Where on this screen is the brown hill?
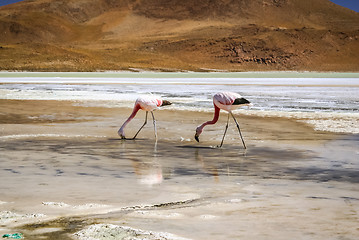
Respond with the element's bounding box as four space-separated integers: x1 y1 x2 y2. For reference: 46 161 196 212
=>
0 0 358 71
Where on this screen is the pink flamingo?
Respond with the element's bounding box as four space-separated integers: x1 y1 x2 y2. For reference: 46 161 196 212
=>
118 96 171 140
195 92 250 148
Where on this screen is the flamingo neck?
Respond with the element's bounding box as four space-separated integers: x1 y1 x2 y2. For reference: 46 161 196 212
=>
119 104 141 131
198 105 220 131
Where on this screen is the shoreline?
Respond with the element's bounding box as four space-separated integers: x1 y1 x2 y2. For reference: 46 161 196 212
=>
1 71 359 79
1 99 358 135
0 99 345 139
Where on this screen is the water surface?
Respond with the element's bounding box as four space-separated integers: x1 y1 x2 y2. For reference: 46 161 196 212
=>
1 72 359 134
0 72 358 240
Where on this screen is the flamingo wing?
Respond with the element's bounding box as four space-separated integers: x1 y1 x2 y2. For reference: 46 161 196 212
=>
213 92 243 111
214 92 241 105
137 96 163 111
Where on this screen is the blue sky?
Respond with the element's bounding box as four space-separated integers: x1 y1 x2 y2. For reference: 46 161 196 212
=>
0 0 22 7
0 0 358 12
330 0 359 12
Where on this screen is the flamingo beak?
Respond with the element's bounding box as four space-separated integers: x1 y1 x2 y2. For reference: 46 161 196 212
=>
195 134 200 142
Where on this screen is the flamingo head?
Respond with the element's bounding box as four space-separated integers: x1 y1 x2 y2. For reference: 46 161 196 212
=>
194 126 203 142
118 128 126 139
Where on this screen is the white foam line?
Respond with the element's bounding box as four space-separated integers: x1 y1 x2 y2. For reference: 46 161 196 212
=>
241 110 359 134
42 202 111 210
0 134 107 140
1 77 359 86
73 224 191 240
0 211 46 224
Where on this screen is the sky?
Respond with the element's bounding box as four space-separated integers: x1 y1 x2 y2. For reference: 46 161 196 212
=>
0 0 358 12
0 0 22 7
330 0 359 12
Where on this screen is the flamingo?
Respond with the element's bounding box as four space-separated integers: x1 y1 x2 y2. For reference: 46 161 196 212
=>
118 96 171 140
195 92 250 148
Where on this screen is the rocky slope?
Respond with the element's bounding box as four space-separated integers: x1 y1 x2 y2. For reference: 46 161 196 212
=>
0 0 358 71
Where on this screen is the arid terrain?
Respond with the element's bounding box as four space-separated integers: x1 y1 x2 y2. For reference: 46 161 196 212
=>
0 0 358 72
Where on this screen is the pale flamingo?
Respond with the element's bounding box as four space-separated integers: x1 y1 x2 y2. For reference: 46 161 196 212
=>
195 92 250 148
118 96 171 140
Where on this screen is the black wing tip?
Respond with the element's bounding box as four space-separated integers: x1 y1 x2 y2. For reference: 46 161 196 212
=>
233 98 250 105
161 100 172 106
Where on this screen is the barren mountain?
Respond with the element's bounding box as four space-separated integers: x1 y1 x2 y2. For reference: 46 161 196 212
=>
0 0 358 71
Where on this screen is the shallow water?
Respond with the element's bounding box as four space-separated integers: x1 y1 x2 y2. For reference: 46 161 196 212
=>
1 135 359 239
1 72 359 133
0 72 359 239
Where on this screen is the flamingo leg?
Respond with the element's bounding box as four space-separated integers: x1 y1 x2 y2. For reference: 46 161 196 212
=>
131 111 148 139
230 112 247 149
218 113 230 148
151 111 157 141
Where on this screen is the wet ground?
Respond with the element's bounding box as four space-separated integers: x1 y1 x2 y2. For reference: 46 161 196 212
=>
1 99 359 239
